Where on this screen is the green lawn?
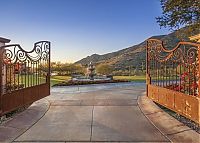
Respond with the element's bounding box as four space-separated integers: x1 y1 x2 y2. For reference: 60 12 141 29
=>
17 75 46 87
16 75 146 87
50 75 71 86
17 74 181 87
113 75 179 82
51 75 147 86
113 75 146 82
16 75 71 87
51 75 71 81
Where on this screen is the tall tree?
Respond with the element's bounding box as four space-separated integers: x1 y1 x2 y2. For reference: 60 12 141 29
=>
156 0 200 36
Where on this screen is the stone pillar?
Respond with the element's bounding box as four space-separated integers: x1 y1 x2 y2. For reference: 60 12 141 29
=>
0 37 11 95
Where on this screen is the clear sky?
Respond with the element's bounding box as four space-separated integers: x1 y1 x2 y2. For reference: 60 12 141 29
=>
0 0 169 63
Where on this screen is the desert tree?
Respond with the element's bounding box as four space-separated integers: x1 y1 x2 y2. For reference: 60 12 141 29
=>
96 64 113 75
156 0 200 37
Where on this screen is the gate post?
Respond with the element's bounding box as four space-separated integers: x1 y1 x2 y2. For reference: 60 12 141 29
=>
198 44 200 98
198 44 200 124
146 40 149 97
0 37 10 116
48 42 51 94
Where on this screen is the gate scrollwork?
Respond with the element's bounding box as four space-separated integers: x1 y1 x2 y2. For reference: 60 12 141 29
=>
1 41 50 93
147 39 199 96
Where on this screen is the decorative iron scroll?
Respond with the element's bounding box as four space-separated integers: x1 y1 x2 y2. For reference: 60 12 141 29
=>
1 41 50 94
147 39 199 96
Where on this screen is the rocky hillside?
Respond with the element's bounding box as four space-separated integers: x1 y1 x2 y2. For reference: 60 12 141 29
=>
75 30 190 70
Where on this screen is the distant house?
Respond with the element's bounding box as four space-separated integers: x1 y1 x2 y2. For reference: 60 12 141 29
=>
51 72 58 76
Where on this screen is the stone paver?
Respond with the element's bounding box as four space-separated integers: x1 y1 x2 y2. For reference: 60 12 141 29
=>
0 126 22 142
13 142 166 143
0 99 49 142
92 106 168 142
15 106 93 142
14 86 171 142
5 85 198 142
138 95 200 143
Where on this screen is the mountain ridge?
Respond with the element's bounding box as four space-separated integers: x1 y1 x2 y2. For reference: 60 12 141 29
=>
75 30 190 70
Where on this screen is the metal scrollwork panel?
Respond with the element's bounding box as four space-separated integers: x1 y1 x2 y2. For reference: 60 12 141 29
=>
147 39 199 96
1 41 50 94
3 42 50 63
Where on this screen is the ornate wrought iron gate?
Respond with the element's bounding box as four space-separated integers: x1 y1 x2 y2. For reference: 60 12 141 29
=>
0 41 50 116
146 39 200 124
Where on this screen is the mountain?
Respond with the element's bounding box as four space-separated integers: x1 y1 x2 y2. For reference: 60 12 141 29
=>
75 30 190 70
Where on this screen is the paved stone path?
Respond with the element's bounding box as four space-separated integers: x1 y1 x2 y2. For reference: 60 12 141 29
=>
14 86 170 142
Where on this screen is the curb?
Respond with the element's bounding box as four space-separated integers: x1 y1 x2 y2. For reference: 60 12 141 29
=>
138 94 200 143
0 98 50 142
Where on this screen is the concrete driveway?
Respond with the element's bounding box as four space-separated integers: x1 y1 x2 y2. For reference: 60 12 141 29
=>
13 85 170 142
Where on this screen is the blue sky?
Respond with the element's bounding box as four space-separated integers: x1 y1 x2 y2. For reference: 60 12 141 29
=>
0 0 169 62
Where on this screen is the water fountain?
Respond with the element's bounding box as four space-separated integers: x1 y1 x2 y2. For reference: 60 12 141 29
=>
87 61 95 80
71 61 111 81
53 61 128 86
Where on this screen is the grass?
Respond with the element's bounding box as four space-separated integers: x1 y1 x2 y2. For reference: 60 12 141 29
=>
15 75 146 87
14 75 46 87
50 75 146 86
15 75 71 87
51 75 71 81
50 75 71 86
113 75 146 82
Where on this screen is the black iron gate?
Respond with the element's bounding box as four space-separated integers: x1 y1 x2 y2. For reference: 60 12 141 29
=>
0 41 50 116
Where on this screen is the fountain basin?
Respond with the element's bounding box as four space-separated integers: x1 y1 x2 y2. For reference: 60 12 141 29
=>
52 79 129 86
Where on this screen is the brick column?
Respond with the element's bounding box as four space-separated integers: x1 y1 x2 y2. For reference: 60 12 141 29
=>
0 37 10 115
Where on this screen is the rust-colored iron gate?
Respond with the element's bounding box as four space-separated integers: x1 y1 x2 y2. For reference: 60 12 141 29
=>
0 41 50 116
146 39 200 124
